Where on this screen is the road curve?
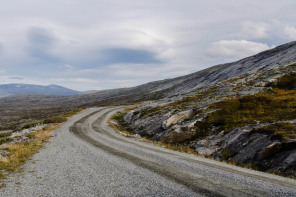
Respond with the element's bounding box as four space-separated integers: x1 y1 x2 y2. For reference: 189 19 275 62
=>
1 107 296 196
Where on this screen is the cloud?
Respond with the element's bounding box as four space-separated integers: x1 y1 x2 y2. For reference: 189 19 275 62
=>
27 27 57 48
26 27 63 64
0 43 3 56
8 76 23 80
239 21 269 39
284 26 296 40
207 40 273 60
65 64 74 70
100 48 163 65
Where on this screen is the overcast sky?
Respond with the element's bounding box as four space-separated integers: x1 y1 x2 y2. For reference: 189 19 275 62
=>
0 0 296 91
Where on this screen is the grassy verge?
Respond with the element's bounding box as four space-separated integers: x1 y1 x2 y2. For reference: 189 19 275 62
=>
0 124 58 183
0 109 84 185
108 110 135 137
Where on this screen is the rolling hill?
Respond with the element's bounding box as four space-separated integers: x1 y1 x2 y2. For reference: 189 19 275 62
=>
0 84 80 97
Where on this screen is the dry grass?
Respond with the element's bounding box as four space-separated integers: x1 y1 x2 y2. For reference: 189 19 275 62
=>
151 141 198 155
0 109 84 183
0 124 60 180
194 88 296 137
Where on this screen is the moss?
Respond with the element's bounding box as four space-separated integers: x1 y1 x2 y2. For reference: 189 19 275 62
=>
200 88 296 133
221 149 238 160
0 137 11 145
194 121 213 138
251 122 296 140
272 73 296 90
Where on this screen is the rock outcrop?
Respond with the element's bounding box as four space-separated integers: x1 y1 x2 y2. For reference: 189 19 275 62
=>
121 47 296 177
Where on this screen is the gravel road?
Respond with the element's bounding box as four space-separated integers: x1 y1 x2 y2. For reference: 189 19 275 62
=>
1 107 296 196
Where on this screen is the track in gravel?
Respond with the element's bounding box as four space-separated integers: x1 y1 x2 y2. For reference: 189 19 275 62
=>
70 107 296 196
1 107 296 196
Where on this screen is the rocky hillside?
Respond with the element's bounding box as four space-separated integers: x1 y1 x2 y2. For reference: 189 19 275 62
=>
120 60 296 177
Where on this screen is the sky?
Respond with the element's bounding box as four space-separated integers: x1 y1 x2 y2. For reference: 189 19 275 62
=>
0 0 296 91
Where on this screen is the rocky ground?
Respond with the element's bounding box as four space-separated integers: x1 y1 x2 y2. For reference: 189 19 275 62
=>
0 124 46 160
121 62 296 177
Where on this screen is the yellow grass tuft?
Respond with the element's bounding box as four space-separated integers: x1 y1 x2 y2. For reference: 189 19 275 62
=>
0 123 60 181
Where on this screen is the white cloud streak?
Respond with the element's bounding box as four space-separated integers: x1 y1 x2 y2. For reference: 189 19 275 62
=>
207 40 273 59
284 26 296 40
239 21 269 39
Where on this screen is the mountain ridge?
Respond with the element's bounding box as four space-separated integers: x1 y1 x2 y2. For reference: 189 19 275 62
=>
0 83 80 97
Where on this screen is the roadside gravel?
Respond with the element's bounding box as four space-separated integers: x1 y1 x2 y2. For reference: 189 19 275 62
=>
1 107 296 196
0 108 198 197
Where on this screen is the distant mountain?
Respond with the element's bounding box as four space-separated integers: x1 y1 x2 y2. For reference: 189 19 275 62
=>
0 91 11 98
0 84 80 97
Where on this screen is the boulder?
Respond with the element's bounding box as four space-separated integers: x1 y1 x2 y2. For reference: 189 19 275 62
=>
162 110 193 129
258 142 282 161
197 147 220 156
283 151 296 168
130 134 141 139
124 110 135 124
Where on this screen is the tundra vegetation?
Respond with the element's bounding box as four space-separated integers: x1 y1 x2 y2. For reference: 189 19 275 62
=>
111 65 296 178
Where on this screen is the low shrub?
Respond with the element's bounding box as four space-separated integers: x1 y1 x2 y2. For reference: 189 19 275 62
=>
43 117 67 124
0 137 11 145
272 73 296 90
251 122 296 140
202 88 296 133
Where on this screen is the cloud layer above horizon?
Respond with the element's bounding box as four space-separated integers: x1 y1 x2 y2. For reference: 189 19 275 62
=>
0 0 296 91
